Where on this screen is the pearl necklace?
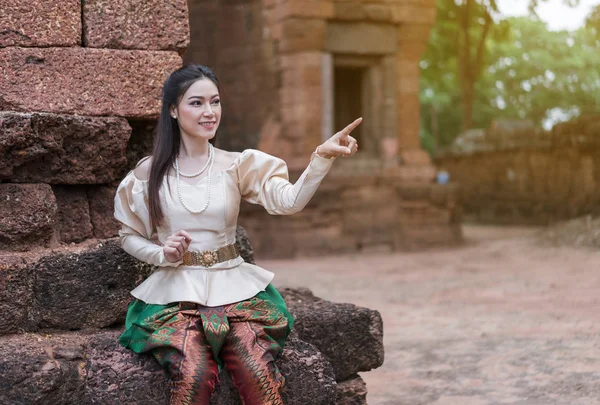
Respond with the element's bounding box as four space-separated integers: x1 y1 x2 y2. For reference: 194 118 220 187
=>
173 150 211 178
174 144 214 214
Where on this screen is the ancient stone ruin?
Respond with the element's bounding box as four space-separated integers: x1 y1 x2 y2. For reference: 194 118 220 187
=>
436 115 600 224
1 1 384 403
1 0 461 260
0 228 383 404
185 0 463 258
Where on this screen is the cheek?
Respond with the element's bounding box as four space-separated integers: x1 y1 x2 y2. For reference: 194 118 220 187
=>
180 106 199 118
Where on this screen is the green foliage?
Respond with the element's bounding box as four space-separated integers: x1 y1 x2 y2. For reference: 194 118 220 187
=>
420 0 599 153
586 3 600 35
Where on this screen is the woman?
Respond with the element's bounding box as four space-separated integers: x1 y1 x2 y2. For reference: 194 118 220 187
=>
114 64 360 404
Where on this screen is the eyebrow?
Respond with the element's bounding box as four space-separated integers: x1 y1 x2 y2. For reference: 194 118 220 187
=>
187 94 220 100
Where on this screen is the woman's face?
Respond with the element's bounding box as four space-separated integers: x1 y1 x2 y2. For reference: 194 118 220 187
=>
171 78 221 141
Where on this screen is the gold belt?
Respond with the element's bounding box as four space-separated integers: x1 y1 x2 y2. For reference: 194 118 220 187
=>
182 243 240 267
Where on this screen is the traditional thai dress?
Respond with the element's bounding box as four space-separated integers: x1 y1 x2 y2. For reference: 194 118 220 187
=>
113 149 335 404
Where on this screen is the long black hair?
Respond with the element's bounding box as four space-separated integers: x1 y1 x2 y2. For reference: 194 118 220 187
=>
148 64 220 229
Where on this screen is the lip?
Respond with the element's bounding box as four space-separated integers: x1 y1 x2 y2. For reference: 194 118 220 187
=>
199 121 216 129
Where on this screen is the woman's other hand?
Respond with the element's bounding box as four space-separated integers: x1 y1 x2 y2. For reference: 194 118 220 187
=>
163 230 192 263
316 117 362 159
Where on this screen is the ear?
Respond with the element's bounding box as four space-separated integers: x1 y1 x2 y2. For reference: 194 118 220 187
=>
169 105 177 117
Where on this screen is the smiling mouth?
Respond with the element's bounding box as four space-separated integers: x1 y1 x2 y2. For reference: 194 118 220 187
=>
199 122 216 127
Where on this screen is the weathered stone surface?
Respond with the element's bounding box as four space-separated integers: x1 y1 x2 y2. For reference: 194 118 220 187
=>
84 332 337 405
0 183 57 251
83 0 190 51
125 119 156 173
30 239 153 330
87 186 120 239
84 331 168 404
0 0 81 47
436 118 600 224
280 288 384 381
0 253 31 334
0 48 182 118
336 375 368 405
325 22 397 55
235 225 256 265
0 332 87 405
0 112 131 184
0 331 340 405
52 186 94 243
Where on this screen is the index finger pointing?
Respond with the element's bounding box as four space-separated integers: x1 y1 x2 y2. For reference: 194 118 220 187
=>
341 117 363 136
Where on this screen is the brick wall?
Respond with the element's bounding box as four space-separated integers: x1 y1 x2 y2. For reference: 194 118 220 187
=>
1 0 187 250
239 173 462 259
435 116 600 224
184 0 278 152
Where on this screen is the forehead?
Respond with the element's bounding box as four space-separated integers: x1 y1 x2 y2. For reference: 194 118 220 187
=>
183 78 219 98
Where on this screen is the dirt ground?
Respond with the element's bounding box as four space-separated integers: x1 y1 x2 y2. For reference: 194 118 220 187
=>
260 224 600 405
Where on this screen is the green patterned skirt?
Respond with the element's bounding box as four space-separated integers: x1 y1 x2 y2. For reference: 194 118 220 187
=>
117 284 294 371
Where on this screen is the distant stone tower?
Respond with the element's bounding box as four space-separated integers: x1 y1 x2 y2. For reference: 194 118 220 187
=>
185 0 462 258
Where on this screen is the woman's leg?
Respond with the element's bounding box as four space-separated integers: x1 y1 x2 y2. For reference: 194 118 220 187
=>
150 307 220 405
221 298 290 405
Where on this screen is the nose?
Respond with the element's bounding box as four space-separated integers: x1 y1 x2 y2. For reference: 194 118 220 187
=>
203 104 215 117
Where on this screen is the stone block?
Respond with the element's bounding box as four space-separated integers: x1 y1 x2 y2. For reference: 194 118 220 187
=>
391 5 436 24
398 201 452 225
0 332 87 405
83 0 189 51
87 186 120 239
273 1 334 20
281 104 322 139
0 330 342 404
280 51 323 69
279 19 326 52
29 239 154 330
0 47 182 118
333 2 367 20
281 65 322 88
340 185 397 209
400 149 432 166
364 4 393 22
325 22 397 55
398 23 434 43
280 288 384 381
126 119 156 172
0 112 131 184
52 186 94 243
235 226 256 265
84 332 169 404
0 253 32 334
336 375 368 405
395 183 433 201
0 0 81 47
0 183 57 251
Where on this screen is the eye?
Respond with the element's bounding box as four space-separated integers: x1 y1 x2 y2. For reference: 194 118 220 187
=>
191 100 201 106
212 99 220 105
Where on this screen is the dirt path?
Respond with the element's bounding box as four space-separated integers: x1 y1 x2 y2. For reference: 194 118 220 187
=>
259 225 600 405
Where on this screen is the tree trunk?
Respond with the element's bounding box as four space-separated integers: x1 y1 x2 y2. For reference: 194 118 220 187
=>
461 84 474 132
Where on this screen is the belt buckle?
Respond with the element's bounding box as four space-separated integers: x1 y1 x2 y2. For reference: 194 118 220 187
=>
198 249 218 267
179 301 197 310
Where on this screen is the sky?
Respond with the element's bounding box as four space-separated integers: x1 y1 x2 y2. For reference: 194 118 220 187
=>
496 0 599 31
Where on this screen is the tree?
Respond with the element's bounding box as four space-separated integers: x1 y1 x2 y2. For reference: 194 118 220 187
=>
586 3 600 35
487 17 600 125
421 3 599 154
451 0 580 131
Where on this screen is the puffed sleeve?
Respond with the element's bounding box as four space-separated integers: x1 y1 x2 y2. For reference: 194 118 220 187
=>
114 171 182 267
235 149 335 215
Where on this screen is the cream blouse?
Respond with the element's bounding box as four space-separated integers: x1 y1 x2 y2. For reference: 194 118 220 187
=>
114 148 335 307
